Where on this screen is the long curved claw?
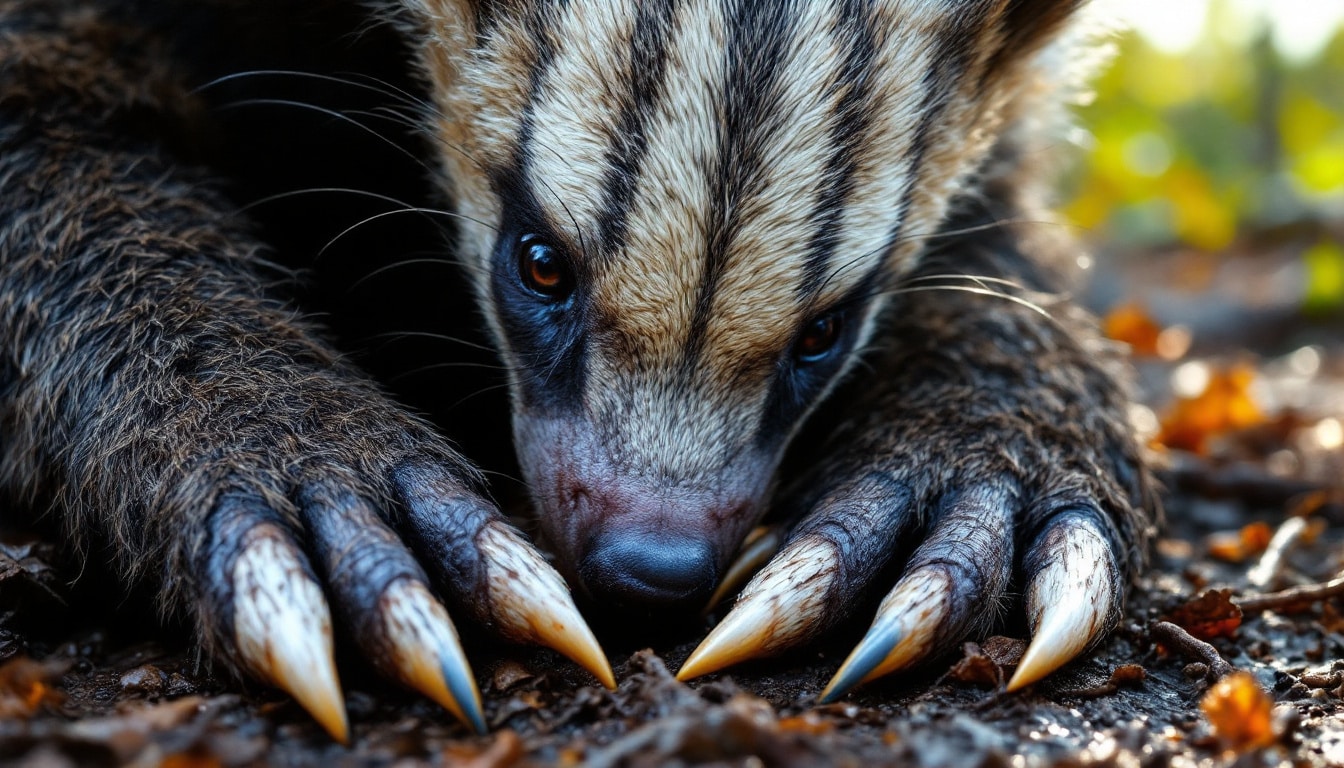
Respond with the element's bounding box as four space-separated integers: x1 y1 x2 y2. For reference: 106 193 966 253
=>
818 570 952 702
380 579 486 734
678 473 917 681
231 526 349 744
704 526 784 612
299 484 485 731
1007 509 1120 692
393 465 614 689
677 535 839 681
477 521 616 689
819 484 1015 701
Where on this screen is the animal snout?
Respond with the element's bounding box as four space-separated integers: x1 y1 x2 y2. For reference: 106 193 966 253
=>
578 530 718 608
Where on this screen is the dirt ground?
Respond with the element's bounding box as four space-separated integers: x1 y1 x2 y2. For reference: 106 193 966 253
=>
1 244 1342 767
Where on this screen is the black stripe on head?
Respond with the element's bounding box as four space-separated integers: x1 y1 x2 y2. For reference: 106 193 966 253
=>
506 0 560 200
682 0 799 368
798 0 879 299
877 5 991 284
594 0 679 258
487 0 591 413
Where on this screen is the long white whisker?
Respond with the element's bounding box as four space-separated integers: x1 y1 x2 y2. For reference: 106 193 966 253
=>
348 257 464 293
387 361 509 384
318 208 498 261
238 187 427 215
362 331 497 355
213 98 434 175
880 285 1052 318
192 69 428 112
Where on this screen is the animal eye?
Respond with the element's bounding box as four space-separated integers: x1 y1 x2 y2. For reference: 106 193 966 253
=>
517 236 573 299
794 313 843 364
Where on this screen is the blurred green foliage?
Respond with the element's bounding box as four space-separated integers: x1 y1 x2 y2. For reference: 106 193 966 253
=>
1065 1 1344 256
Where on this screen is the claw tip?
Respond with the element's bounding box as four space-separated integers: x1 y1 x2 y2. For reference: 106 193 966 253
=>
230 530 350 743
380 579 488 733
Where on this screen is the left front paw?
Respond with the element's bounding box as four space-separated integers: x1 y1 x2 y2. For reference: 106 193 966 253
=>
677 338 1153 697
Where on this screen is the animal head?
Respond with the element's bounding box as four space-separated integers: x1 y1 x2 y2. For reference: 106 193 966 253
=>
402 0 1087 608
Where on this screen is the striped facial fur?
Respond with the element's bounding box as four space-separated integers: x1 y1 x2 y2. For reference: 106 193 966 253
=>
407 0 1087 607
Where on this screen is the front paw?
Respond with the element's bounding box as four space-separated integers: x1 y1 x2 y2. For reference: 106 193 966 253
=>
137 385 613 740
677 383 1152 698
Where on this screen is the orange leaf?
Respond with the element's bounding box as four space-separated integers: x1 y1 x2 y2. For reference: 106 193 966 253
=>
779 712 835 735
160 753 223 768
1206 521 1272 563
1201 672 1276 752
0 657 64 718
1103 302 1163 357
1156 364 1264 454
1164 589 1243 640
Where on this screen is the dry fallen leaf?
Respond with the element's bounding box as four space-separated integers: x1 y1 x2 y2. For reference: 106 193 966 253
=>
946 641 1017 687
778 712 834 735
1156 364 1264 454
1107 664 1147 688
1200 672 1276 752
0 655 65 717
1103 302 1163 357
1164 589 1243 640
1206 521 1272 563
444 730 524 768
160 751 224 768
1320 602 1344 634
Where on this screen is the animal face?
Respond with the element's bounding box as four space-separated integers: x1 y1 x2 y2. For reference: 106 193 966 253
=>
408 0 1085 607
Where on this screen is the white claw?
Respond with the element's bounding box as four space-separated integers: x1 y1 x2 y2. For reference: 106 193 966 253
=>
677 534 838 681
477 521 615 689
820 569 953 702
1007 518 1118 692
704 526 784 612
380 578 486 733
232 526 348 743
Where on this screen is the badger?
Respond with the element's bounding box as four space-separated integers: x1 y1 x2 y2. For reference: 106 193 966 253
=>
0 0 1153 741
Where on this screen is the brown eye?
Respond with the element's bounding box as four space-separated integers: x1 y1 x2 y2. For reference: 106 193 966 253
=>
794 313 843 364
518 236 572 298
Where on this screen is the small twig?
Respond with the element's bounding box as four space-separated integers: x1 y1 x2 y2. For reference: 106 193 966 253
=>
1235 574 1344 614
1247 516 1309 589
1150 621 1234 680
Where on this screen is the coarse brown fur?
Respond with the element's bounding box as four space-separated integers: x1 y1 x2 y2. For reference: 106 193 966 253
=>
0 0 1155 697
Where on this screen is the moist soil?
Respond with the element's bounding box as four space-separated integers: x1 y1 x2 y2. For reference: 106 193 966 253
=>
3 442 1342 767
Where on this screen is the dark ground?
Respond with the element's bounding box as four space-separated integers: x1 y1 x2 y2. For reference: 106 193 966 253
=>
1 243 1342 767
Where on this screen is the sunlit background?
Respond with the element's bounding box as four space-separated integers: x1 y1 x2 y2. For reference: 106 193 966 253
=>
1069 0 1344 280
1067 0 1343 474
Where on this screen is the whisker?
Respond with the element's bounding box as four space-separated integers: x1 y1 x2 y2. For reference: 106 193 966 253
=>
212 98 434 175
808 216 1076 309
533 144 592 259
341 71 438 115
238 187 428 215
193 69 428 112
318 207 498 261
902 273 1027 290
347 256 465 293
361 330 497 355
445 383 512 413
878 285 1052 318
387 360 510 385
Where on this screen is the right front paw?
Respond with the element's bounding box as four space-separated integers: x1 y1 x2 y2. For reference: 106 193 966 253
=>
160 429 613 741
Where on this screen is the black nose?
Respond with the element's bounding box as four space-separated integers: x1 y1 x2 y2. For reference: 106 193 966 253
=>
579 532 717 608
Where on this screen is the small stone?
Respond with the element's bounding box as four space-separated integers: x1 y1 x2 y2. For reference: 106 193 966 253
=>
1182 662 1209 680
118 664 165 696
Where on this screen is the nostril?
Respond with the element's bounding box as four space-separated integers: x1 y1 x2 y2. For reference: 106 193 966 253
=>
579 532 717 608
